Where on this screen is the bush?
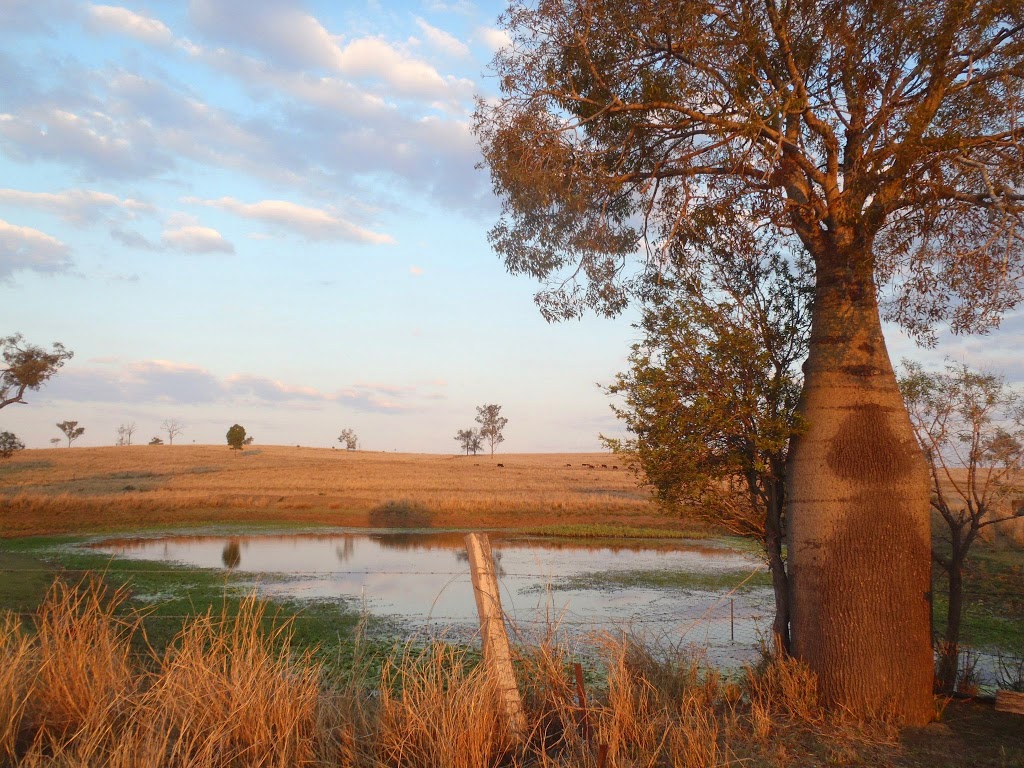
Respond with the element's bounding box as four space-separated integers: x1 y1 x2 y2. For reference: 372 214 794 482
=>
0 431 25 459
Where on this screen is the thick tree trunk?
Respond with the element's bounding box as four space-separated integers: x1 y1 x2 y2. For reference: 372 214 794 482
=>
785 269 933 725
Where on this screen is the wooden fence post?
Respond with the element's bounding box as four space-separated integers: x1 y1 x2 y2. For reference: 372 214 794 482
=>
465 532 527 739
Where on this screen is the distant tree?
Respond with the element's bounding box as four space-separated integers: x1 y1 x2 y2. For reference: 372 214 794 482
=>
338 428 358 450
455 428 483 456
116 421 137 446
0 431 25 459
56 420 84 448
899 361 1024 693
1 334 73 409
475 404 508 457
243 435 254 446
226 424 247 450
148 436 164 446
48 437 61 448
162 418 185 445
604 247 810 650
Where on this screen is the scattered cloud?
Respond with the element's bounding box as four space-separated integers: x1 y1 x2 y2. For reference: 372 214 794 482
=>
110 226 160 250
86 4 174 46
476 26 511 52
161 224 234 254
183 196 394 244
336 37 473 101
0 187 153 224
188 0 345 71
409 265 424 276
414 17 470 59
43 358 433 413
0 218 71 279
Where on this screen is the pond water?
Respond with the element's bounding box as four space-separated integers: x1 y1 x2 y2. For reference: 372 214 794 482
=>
90 531 773 665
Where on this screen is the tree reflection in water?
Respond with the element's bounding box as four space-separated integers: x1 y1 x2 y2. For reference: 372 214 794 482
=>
222 539 241 569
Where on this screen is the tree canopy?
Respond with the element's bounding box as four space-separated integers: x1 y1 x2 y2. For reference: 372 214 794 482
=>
1 334 73 409
476 0 1024 338
226 424 247 450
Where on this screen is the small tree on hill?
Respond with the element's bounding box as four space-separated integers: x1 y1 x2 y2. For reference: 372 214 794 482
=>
338 428 358 450
162 418 184 445
116 421 137 446
455 428 483 456
0 431 25 459
1 334 73 409
899 361 1024 692
226 424 247 450
148 436 163 446
48 437 60 448
56 420 84 447
475 404 508 457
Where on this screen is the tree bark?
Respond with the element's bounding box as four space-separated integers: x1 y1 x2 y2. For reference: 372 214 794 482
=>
785 267 933 725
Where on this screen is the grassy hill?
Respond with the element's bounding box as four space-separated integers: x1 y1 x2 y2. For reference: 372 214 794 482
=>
0 445 674 538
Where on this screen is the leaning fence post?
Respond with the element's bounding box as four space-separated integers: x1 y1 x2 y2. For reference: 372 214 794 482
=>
465 532 526 739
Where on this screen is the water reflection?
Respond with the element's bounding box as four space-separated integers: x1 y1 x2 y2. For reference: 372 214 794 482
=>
222 539 241 569
89 531 771 663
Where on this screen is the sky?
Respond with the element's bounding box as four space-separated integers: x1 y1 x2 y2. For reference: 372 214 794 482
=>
2 0 1023 453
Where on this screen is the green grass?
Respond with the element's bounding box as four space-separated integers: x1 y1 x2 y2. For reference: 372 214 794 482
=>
931 545 1024 656
524 566 772 593
0 535 392 677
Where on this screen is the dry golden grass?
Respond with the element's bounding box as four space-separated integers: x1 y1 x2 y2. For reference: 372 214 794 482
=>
0 575 909 768
0 445 662 538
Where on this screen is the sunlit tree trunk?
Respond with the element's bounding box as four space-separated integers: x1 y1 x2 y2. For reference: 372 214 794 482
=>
785 263 933 724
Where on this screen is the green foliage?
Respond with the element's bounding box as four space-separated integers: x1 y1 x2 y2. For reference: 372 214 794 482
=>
604 246 809 540
55 420 85 448
338 428 358 450
0 430 25 459
226 424 247 450
454 428 482 455
1 334 73 409
475 404 508 456
148 436 164 446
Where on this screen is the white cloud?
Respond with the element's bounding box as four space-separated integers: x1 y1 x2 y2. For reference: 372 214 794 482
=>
86 5 174 46
337 37 473 101
0 218 71 279
43 358 430 412
183 196 394 244
161 224 234 253
410 265 424 276
476 27 511 52
188 0 345 71
414 17 470 59
0 187 153 224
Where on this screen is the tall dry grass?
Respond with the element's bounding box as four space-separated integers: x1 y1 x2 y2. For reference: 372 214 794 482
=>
0 575 896 768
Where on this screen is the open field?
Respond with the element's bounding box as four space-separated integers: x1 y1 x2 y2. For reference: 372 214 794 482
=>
0 445 673 538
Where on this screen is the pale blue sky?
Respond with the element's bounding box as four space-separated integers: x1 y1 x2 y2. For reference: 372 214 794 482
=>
2 0 1021 452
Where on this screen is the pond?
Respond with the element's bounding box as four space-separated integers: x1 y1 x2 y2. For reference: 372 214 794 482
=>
90 531 773 665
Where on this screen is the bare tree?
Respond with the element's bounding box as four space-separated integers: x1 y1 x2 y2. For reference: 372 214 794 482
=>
56 420 84 447
1 334 73 409
475 404 509 457
900 361 1024 692
162 419 184 446
474 0 1024 723
116 421 137 446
